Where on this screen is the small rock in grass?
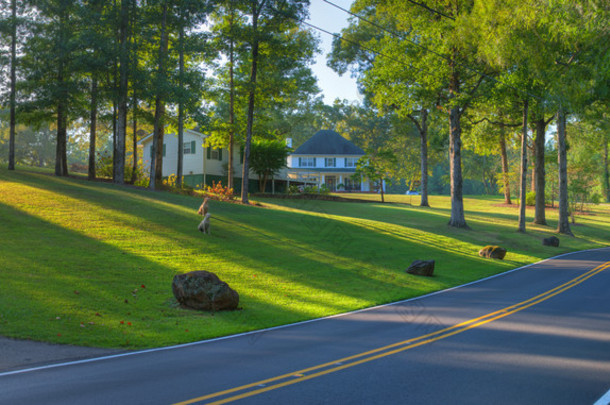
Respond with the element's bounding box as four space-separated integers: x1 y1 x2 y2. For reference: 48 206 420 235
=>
406 260 435 277
542 236 560 247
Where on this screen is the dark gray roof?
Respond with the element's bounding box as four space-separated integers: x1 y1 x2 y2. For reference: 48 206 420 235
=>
293 130 365 156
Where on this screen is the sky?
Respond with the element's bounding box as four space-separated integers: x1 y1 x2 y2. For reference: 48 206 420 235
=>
306 0 362 105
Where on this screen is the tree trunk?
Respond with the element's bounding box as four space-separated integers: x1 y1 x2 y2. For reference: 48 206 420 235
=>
499 124 511 205
517 99 529 233
448 106 468 228
227 31 235 189
556 108 573 235
604 139 610 202
533 118 547 225
150 2 169 190
131 88 138 184
88 76 98 180
55 5 68 177
8 0 17 171
177 20 185 188
241 3 261 204
130 0 138 185
419 109 429 207
114 0 129 184
530 137 536 192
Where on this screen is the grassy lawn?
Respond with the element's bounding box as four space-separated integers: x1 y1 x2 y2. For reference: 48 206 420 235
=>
1 167 609 349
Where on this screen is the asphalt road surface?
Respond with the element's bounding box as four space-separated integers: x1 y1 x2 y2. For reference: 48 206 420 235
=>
2 248 610 405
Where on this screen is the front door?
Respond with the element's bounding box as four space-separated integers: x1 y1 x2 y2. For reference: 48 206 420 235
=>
325 176 336 191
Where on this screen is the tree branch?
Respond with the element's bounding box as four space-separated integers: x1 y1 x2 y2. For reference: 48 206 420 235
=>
406 113 422 133
459 74 486 116
469 117 521 128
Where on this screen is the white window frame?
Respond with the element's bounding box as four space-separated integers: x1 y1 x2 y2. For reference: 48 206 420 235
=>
344 157 358 168
300 157 315 168
325 157 336 168
184 141 195 155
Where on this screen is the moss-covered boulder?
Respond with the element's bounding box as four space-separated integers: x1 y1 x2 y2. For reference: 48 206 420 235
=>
478 246 507 260
172 271 239 311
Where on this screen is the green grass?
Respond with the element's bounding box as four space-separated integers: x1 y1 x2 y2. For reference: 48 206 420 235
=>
1 167 609 349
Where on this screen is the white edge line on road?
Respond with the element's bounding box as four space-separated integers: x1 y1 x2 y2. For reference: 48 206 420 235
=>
594 388 610 405
1 247 608 378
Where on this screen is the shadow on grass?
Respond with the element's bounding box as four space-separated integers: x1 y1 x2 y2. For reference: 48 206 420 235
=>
1 169 582 350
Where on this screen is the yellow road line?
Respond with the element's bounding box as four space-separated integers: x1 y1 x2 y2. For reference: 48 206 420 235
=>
175 261 610 405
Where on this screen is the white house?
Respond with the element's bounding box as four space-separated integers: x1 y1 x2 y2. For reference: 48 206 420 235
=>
286 129 382 192
138 128 243 189
138 128 382 193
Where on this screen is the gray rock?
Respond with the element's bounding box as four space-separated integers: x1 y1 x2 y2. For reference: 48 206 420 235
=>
406 260 435 277
172 271 239 311
543 236 560 247
479 246 507 260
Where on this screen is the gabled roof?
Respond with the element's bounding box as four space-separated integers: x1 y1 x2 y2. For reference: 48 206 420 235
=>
138 128 206 145
292 130 365 156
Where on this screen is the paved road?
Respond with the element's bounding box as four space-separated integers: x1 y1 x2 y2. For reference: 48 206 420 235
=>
2 249 610 405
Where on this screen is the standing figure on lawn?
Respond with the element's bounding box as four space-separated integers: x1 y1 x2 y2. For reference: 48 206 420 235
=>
197 197 210 235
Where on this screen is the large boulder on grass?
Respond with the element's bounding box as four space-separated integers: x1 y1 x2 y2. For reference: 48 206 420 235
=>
406 260 435 277
479 246 507 260
172 271 239 311
543 236 560 247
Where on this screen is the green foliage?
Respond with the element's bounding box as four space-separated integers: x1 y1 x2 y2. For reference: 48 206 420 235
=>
249 139 290 192
96 150 147 185
526 192 536 207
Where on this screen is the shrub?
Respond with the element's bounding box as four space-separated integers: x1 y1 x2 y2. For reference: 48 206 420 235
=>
302 185 330 195
288 185 301 194
525 191 536 206
204 181 234 201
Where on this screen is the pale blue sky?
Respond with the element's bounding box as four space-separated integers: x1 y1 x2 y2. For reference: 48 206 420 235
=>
306 0 361 105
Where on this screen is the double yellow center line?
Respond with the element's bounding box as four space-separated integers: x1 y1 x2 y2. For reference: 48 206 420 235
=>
175 261 610 405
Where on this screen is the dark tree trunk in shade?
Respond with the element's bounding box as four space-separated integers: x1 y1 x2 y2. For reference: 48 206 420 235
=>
150 2 169 190
8 0 17 171
518 99 529 233
241 2 262 204
533 118 547 225
419 109 429 207
499 124 511 205
556 108 573 235
604 139 610 202
88 76 98 180
448 106 468 228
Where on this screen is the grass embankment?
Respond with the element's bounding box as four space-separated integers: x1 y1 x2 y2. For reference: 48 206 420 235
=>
0 167 608 349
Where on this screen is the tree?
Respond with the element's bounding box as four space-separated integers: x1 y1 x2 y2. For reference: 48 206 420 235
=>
355 149 397 203
206 0 315 201
328 1 437 207
20 0 87 177
333 0 491 227
148 0 170 190
249 138 289 192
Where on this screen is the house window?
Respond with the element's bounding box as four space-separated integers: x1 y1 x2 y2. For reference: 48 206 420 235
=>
299 157 316 167
325 158 336 168
184 141 196 155
344 157 358 168
206 147 223 161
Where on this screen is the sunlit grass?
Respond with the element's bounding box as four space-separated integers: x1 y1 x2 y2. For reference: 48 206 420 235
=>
0 167 609 349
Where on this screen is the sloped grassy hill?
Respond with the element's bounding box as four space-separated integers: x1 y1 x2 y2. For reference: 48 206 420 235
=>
0 167 608 349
